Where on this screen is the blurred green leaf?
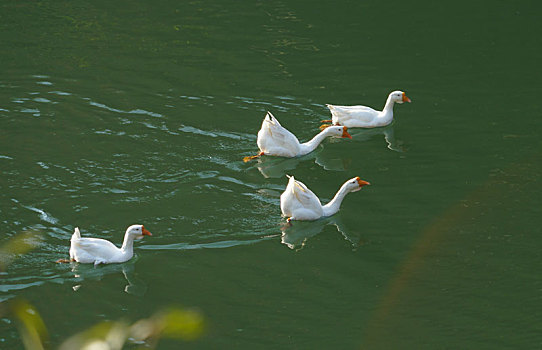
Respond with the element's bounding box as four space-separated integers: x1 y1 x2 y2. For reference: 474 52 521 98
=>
130 306 205 345
159 308 205 341
59 321 130 350
11 299 49 350
0 230 43 271
60 307 205 349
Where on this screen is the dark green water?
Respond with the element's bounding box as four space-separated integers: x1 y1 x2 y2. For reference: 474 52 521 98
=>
1 1 541 348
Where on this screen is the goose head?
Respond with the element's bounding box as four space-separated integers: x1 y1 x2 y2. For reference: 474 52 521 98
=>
390 91 411 104
346 177 371 192
323 125 352 139
126 224 152 240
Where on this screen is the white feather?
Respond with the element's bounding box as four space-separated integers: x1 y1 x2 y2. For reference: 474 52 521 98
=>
327 90 411 128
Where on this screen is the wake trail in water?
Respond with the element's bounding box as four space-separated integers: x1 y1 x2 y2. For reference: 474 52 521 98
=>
140 234 279 251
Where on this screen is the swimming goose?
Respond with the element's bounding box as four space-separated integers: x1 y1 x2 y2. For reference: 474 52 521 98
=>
244 111 351 162
58 225 152 265
322 90 411 129
280 175 370 221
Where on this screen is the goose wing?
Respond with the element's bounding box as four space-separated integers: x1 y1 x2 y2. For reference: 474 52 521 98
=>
70 235 121 263
257 112 300 157
280 176 323 218
327 104 379 125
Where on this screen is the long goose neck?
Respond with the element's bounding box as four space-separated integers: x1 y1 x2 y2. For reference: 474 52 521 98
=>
299 129 330 155
382 95 396 114
322 182 350 217
121 231 135 252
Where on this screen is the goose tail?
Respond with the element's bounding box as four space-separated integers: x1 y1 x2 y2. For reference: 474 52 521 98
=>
71 227 81 241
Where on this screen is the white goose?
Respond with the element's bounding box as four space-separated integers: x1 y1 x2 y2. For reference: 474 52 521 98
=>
244 111 351 162
322 90 411 129
59 225 152 265
280 175 370 221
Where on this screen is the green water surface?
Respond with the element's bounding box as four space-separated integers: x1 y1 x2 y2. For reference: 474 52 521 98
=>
1 1 541 348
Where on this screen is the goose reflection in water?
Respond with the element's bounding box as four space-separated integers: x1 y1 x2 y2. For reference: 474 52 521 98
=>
350 125 404 152
69 259 147 296
334 124 405 153
280 216 363 250
255 148 352 178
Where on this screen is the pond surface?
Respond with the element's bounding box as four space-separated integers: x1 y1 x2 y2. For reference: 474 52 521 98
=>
1 1 541 348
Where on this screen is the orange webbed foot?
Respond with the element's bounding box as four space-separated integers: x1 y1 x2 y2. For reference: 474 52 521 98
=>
243 151 264 163
56 258 74 264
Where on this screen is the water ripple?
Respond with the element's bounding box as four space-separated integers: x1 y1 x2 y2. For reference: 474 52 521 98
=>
179 124 249 140
0 74 306 302
140 235 278 251
11 199 59 225
89 100 163 118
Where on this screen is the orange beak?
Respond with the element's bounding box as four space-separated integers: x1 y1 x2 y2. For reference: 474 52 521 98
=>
142 226 152 236
355 177 370 187
342 127 352 139
402 92 411 103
